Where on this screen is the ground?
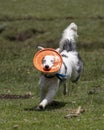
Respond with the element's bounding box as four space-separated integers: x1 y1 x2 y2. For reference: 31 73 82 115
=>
0 0 104 130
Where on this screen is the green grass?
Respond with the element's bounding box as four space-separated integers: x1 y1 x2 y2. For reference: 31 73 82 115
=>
0 0 104 130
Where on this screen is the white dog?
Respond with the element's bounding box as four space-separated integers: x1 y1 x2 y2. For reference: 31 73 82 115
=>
36 23 83 110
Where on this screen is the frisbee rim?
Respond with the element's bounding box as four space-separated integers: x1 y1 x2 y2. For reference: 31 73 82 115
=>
33 48 62 73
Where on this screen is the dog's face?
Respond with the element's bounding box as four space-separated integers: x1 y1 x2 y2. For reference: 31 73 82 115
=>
42 55 54 70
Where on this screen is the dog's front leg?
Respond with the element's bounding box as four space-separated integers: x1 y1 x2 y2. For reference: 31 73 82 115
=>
39 76 47 102
40 86 46 102
39 82 59 109
36 82 47 110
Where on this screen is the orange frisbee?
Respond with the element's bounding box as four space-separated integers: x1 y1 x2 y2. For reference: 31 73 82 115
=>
33 48 62 73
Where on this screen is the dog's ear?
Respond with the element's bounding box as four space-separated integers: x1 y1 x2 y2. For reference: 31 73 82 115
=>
56 48 61 53
38 46 44 50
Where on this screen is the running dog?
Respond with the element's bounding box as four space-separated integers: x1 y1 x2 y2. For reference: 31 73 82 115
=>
36 23 83 110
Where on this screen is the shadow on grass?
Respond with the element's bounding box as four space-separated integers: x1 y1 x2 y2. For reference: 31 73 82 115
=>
24 100 67 111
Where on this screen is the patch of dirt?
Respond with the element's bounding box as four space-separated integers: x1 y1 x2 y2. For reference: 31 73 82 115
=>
78 42 104 50
6 28 45 41
88 86 104 95
0 27 5 34
0 94 32 99
0 15 104 22
0 16 76 22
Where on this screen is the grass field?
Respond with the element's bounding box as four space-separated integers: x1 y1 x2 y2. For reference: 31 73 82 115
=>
0 0 104 130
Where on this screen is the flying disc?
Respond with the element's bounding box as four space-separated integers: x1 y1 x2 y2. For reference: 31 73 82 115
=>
33 48 62 73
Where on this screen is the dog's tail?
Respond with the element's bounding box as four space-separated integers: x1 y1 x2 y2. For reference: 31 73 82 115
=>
59 23 78 52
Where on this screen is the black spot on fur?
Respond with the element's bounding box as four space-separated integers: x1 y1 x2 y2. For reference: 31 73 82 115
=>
61 54 68 58
62 39 76 52
77 53 83 73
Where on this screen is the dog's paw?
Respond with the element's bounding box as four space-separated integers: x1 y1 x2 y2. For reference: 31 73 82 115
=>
35 105 45 111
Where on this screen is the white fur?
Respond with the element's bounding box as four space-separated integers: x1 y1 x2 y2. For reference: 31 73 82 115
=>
36 23 83 110
42 55 54 70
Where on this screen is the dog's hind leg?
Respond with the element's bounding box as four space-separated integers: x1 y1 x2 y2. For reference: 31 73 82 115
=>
63 82 68 95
